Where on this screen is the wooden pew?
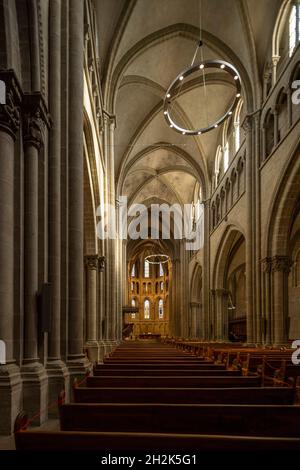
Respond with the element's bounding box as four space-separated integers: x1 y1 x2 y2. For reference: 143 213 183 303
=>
93 368 242 377
95 362 220 370
85 375 261 388
73 386 295 404
103 358 210 363
15 429 300 451
59 402 300 437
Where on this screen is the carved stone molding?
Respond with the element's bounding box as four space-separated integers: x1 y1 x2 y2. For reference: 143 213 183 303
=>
271 255 292 273
0 69 22 139
22 92 50 150
261 257 272 274
98 256 106 272
85 254 99 270
242 115 253 134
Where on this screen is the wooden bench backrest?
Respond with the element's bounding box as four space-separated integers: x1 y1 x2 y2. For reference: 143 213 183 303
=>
73 386 294 404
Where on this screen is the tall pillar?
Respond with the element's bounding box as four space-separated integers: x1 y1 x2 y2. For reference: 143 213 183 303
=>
97 256 105 361
203 199 210 339
243 117 254 344
0 70 22 434
21 93 49 425
215 289 227 341
67 0 90 377
210 290 216 340
85 255 98 362
272 256 291 345
46 0 69 416
103 113 118 352
261 258 272 345
108 117 118 345
254 111 262 345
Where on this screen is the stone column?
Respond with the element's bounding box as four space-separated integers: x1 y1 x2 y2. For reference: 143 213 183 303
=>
261 258 272 345
243 117 254 344
67 0 90 376
254 112 262 345
97 256 106 361
215 289 227 341
210 290 216 340
272 256 291 345
202 199 210 340
0 70 22 434
102 113 117 353
21 93 49 425
171 258 181 337
85 255 98 362
108 117 118 345
272 55 280 87
46 0 69 416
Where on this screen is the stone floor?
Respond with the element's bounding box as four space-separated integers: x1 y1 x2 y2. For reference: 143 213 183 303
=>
0 419 60 450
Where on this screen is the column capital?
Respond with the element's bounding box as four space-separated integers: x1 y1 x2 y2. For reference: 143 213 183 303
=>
85 254 98 270
103 110 116 129
271 255 292 273
22 92 51 150
0 69 22 139
242 115 253 133
272 54 281 67
261 257 272 273
98 256 106 272
215 288 229 297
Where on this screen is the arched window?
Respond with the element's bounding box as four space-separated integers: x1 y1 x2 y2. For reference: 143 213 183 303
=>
224 141 229 172
214 145 222 187
131 281 134 291
158 299 164 319
144 299 150 319
159 262 164 277
131 299 136 319
160 281 164 292
144 259 149 278
234 100 243 152
289 4 300 57
131 263 136 277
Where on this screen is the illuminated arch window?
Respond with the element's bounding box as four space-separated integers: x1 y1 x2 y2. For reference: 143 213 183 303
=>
131 263 136 277
224 141 229 172
214 145 222 187
235 120 240 151
159 262 164 277
158 299 164 319
131 299 136 319
160 281 164 292
144 299 150 319
289 4 300 57
144 259 150 278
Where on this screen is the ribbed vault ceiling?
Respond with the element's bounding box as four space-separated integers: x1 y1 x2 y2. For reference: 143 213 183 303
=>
95 0 282 206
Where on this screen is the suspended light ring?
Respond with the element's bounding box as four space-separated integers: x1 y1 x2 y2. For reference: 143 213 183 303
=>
163 59 241 135
145 254 170 265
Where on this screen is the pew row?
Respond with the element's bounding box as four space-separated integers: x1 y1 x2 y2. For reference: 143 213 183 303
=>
93 368 241 377
14 429 300 451
73 386 295 404
85 375 261 388
95 363 222 370
59 402 300 437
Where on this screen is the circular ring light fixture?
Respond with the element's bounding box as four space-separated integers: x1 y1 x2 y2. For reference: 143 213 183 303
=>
163 59 241 136
145 254 170 265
